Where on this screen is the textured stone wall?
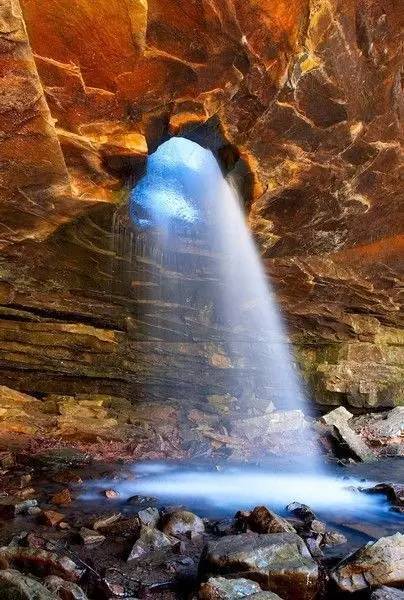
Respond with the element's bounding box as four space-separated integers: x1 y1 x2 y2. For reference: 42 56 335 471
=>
0 0 402 409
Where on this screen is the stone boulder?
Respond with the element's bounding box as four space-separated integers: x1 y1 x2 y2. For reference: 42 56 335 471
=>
199 577 262 600
0 569 55 600
138 507 160 528
45 575 89 599
247 507 295 535
0 547 83 582
365 408 404 441
162 510 205 538
371 588 404 600
365 483 404 512
354 407 404 455
332 533 404 592
127 526 174 561
200 532 318 600
248 595 284 600
320 406 376 462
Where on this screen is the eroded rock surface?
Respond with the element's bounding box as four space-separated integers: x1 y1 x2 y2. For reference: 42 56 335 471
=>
0 0 401 411
371 588 404 600
332 533 404 592
0 569 55 600
162 510 205 538
199 577 262 600
45 575 89 600
200 532 319 600
127 525 174 561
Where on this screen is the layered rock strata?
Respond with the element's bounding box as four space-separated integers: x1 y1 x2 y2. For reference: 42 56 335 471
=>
0 0 402 410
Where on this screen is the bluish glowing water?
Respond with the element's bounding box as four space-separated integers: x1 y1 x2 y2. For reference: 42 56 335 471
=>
130 137 308 411
130 137 218 230
80 461 404 545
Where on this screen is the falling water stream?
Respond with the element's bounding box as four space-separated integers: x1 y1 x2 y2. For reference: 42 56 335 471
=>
129 136 308 411
105 137 403 535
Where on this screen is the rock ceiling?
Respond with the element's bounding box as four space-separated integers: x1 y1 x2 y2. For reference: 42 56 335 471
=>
0 0 402 406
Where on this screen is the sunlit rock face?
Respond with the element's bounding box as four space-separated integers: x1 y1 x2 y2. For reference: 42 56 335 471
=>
0 0 402 409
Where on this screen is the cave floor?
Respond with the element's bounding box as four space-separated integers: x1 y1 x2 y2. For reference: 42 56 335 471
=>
0 445 403 599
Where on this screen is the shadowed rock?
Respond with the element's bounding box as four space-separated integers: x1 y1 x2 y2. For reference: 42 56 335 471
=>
127 526 174 561
45 575 89 600
0 569 55 600
162 510 205 538
0 0 401 413
200 532 319 600
0 547 84 582
199 577 262 600
371 587 404 600
332 533 404 592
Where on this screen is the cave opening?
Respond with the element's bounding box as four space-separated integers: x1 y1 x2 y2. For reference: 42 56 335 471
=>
118 135 312 419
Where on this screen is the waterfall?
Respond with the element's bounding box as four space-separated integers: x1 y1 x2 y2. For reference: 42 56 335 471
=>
129 136 309 414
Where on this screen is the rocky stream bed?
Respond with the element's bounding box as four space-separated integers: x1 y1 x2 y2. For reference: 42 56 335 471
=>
0 399 403 600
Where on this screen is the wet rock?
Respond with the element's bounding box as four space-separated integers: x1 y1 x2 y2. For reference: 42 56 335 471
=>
138 507 160 527
26 533 47 549
162 510 205 538
51 488 72 506
200 532 318 600
27 506 42 517
0 452 15 469
127 526 174 561
79 527 105 545
45 575 89 600
232 411 308 441
285 503 316 523
103 489 120 500
199 576 262 600
371 587 404 600
7 532 28 548
34 448 91 470
91 512 122 531
208 518 235 537
0 547 84 582
365 483 404 511
309 520 326 535
248 594 284 600
332 533 404 592
20 474 32 488
363 407 404 442
16 488 36 500
40 510 65 527
52 471 83 485
100 516 140 540
321 407 376 462
0 569 55 599
0 497 38 519
127 495 158 506
247 506 295 534
322 531 347 547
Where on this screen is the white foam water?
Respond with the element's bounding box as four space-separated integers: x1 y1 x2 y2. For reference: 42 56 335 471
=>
80 462 395 525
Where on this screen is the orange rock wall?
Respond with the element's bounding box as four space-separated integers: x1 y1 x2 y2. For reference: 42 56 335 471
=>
0 0 402 407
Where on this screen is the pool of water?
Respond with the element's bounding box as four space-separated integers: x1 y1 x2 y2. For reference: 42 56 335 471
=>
80 458 404 548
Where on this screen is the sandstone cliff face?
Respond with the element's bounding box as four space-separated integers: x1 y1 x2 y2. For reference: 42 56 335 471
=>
0 0 402 409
